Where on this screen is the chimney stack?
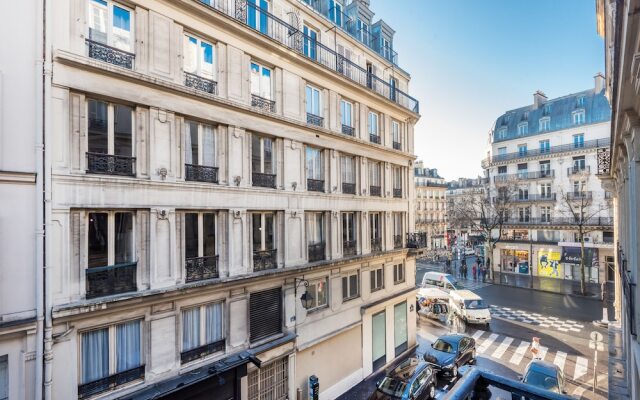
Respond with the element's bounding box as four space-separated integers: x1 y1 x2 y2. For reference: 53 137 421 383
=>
594 72 605 93
533 90 547 108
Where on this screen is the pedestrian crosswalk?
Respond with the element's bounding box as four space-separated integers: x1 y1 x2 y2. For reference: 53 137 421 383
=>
489 305 586 333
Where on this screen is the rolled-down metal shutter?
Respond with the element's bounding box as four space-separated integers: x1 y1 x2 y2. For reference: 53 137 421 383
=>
250 287 282 342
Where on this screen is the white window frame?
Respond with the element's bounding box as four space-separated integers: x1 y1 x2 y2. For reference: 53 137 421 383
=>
497 128 507 139
87 211 136 268
303 25 318 59
342 270 360 300
306 212 325 245
181 302 225 356
539 117 550 132
392 166 402 190
306 85 322 116
185 120 216 167
342 212 357 242
368 161 381 187
368 111 379 137
340 155 356 184
250 62 273 100
518 144 527 156
251 134 275 174
307 277 329 311
370 267 384 292
517 122 528 136
87 99 135 157
539 139 550 153
393 263 405 284
540 206 551 222
573 133 585 148
183 34 216 80
340 99 353 127
392 120 401 145
87 0 134 52
572 110 586 125
306 146 323 180
183 212 217 260
252 212 275 251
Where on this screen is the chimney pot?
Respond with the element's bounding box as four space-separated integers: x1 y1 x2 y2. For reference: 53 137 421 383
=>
594 72 605 93
533 91 547 108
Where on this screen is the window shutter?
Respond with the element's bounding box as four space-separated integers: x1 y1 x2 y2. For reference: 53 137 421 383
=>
249 287 282 342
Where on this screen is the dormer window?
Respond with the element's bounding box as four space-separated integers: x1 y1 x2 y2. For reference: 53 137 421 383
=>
543 104 551 116
497 128 507 140
539 117 550 132
517 122 528 136
577 96 585 107
572 110 585 125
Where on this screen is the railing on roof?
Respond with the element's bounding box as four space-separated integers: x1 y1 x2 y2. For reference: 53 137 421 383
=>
194 0 418 113
486 138 611 164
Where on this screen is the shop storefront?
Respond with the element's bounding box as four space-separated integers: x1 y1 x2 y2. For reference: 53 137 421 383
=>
561 247 600 283
500 249 530 274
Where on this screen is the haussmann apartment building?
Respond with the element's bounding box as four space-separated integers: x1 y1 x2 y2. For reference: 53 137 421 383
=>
0 0 425 399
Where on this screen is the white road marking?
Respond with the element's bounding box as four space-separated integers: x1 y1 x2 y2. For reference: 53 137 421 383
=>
573 357 589 381
471 330 484 340
510 341 530 365
478 333 499 354
553 351 567 371
537 346 548 361
491 336 513 359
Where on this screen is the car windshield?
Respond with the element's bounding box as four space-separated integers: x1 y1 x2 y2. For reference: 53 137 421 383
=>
432 339 456 353
464 299 488 309
524 370 559 392
452 281 465 290
376 377 407 398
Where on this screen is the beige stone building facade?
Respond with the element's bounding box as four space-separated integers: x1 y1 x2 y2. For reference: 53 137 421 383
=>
414 161 448 249
0 0 423 399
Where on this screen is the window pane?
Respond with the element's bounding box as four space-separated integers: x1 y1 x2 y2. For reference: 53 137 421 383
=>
260 67 271 99
252 135 261 173
200 41 214 78
252 214 262 251
113 105 132 156
81 328 109 383
182 308 200 351
305 86 312 114
88 1 108 44
112 6 132 52
317 279 327 306
265 213 274 249
201 125 215 167
88 100 108 154
342 277 348 299
203 214 216 257
185 213 199 259
114 212 133 264
250 63 260 95
183 36 198 73
116 320 141 372
263 137 273 173
186 121 199 165
349 274 358 297
205 302 224 343
88 213 108 268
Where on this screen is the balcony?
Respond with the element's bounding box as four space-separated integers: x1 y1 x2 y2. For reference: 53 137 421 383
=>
86 39 134 69
393 188 402 198
567 166 590 176
343 240 357 256
180 340 225 364
185 72 218 94
493 170 554 182
86 152 136 177
342 182 356 194
497 193 556 203
308 242 326 262
487 138 611 164
252 172 277 188
86 262 137 299
342 124 355 136
251 94 276 113
78 365 145 400
185 255 219 282
369 134 381 144
566 191 593 201
307 113 324 127
393 234 403 249
406 232 428 249
185 164 219 183
193 0 419 113
253 249 277 271
393 141 402 150
502 216 613 226
307 178 325 192
371 237 382 252
370 185 381 197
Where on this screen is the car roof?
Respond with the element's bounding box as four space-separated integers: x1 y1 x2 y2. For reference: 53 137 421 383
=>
387 358 427 383
527 360 561 376
424 272 454 280
436 334 466 344
451 290 482 300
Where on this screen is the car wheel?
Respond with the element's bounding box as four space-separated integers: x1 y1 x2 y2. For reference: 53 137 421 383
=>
427 383 436 399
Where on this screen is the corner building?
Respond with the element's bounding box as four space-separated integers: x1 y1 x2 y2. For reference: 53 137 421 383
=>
41 0 422 399
413 161 448 249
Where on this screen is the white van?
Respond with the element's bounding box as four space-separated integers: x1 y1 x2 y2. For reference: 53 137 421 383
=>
421 272 465 293
449 290 491 326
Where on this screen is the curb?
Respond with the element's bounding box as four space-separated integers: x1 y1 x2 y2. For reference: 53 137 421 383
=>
488 280 603 300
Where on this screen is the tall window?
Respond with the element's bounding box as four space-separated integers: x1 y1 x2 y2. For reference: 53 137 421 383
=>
185 121 216 167
573 180 587 194
498 147 507 158
252 212 274 252
306 147 323 181
88 212 134 268
518 207 530 222
329 0 343 26
573 110 586 125
303 25 318 60
497 128 507 140
342 212 357 255
540 206 551 222
393 213 403 249
540 183 551 198
498 166 507 175
79 320 142 394
517 163 528 178
539 139 550 153
573 133 585 148
251 134 275 188
393 263 405 284
181 302 224 363
539 160 550 176
250 62 272 100
307 278 328 310
370 212 382 251
341 155 356 194
88 0 133 52
517 122 528 135
368 112 379 141
370 267 384 292
518 144 527 157
183 35 215 80
357 19 369 43
340 100 353 128
392 121 401 149
393 166 402 198
518 188 529 200
369 161 381 196
342 271 359 300
184 212 217 282
247 0 269 34
306 85 321 116
88 100 134 167
539 117 550 132
306 212 325 262
572 156 586 171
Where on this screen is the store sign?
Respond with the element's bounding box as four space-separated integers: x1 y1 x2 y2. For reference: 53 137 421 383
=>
561 247 598 267
538 250 562 278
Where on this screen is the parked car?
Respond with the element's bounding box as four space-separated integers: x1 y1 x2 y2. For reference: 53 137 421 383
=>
514 360 566 397
449 290 492 326
422 334 476 379
421 272 465 293
369 357 437 400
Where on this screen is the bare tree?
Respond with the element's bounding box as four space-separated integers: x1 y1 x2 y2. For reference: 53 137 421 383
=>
448 181 518 281
558 174 611 295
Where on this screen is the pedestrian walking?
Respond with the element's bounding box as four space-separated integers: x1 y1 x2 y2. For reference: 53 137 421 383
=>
481 265 486 282
472 263 477 280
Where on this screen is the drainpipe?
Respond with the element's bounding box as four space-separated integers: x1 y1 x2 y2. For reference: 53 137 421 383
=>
35 0 45 398
42 0 54 398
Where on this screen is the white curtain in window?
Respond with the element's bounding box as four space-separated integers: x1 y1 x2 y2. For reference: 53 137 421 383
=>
182 308 201 351
369 162 380 185
306 148 322 179
184 36 198 74
89 0 108 43
307 213 324 244
202 125 215 167
116 320 141 372
392 122 400 142
200 41 215 79
205 303 224 343
341 156 354 183
81 328 109 383
260 67 272 99
250 63 260 96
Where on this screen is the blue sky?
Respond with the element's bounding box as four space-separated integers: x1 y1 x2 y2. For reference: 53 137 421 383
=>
371 0 605 180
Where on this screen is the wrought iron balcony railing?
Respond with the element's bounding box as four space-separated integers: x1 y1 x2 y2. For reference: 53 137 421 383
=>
252 172 277 188
406 232 428 249
494 170 554 182
185 255 219 282
307 113 324 127
393 188 402 198
85 39 135 69
392 141 402 150
180 339 225 364
566 191 593 200
193 0 419 113
369 134 381 144
502 216 613 226
253 249 277 271
341 124 355 136
185 72 218 94
371 237 382 252
251 94 276 113
567 166 590 176
308 242 326 262
185 164 219 183
370 185 381 197
487 138 611 164
307 178 325 192
78 365 145 399
343 240 357 256
86 152 135 177
342 182 356 194
86 262 137 299
393 234 403 249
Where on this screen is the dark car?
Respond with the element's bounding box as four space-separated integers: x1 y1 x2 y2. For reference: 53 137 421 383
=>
514 359 566 397
369 358 437 400
422 334 476 378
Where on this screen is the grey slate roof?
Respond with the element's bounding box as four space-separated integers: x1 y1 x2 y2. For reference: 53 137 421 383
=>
492 88 611 143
